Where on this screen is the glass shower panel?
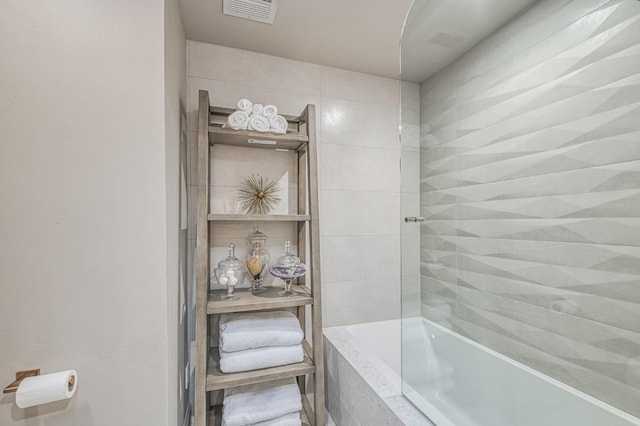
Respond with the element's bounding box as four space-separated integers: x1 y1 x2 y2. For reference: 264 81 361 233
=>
400 0 640 424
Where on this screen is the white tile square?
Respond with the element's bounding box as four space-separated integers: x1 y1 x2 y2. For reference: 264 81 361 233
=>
320 144 400 192
320 97 399 149
322 279 400 327
321 235 400 283
320 190 400 236
321 66 400 106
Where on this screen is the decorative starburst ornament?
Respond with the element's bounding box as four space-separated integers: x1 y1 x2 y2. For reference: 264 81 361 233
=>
237 174 281 214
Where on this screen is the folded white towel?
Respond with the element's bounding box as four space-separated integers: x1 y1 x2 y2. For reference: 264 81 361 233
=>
247 114 270 133
225 110 250 131
219 344 304 373
219 311 304 353
222 378 302 426
236 98 253 113
251 103 264 115
268 114 288 134
253 412 301 426
222 412 301 426
262 104 278 117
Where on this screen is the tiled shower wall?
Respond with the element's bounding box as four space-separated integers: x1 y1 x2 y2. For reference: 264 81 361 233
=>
419 0 640 417
185 41 407 331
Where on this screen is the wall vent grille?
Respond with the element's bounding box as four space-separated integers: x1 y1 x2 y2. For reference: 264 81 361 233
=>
223 0 278 24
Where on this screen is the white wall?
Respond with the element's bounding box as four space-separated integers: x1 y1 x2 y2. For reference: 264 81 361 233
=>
186 41 407 327
0 1 179 425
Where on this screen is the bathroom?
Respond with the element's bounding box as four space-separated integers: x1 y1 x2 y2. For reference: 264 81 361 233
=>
1 0 639 425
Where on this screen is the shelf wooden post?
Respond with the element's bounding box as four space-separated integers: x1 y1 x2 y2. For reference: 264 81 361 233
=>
305 104 325 426
195 90 211 426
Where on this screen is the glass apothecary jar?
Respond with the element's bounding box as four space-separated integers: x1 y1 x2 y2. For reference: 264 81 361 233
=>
244 228 270 292
269 240 306 296
212 243 246 300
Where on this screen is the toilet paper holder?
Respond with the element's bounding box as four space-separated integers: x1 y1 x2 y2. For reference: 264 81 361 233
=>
4 369 76 394
3 369 41 394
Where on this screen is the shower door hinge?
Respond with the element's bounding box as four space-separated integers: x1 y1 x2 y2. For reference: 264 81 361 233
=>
404 216 425 222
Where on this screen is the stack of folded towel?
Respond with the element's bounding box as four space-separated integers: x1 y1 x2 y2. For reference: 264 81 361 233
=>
224 98 289 134
222 378 302 426
219 311 304 373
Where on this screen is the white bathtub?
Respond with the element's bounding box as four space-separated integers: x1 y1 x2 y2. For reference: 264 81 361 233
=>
324 317 640 426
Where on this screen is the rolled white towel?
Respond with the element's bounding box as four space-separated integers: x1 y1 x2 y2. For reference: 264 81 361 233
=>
219 311 303 353
224 110 250 131
247 113 270 133
236 98 253 113
251 103 264 115
262 104 278 117
219 344 304 373
222 412 301 426
268 114 288 134
222 378 302 426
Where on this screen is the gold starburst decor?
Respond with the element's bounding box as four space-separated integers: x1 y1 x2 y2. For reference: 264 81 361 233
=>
237 174 281 214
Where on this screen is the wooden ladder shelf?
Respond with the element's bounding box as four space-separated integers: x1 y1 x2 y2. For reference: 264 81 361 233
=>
193 90 324 426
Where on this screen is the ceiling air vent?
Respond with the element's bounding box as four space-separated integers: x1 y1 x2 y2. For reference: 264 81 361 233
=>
223 0 279 24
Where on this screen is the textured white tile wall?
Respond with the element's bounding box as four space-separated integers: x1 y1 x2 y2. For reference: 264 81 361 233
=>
186 41 416 327
416 0 640 417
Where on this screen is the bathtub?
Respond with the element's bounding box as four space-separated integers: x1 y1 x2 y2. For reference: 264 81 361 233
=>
324 318 640 426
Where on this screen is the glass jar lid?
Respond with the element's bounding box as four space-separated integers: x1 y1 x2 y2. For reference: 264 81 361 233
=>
213 243 246 291
269 240 306 279
217 243 244 270
246 228 268 245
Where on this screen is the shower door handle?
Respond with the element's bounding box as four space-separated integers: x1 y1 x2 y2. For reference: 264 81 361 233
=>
404 216 424 222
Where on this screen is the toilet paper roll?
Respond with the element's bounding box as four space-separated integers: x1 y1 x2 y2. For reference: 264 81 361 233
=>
16 370 77 408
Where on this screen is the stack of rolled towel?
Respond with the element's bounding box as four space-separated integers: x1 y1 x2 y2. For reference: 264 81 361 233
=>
222 378 302 426
224 98 289 134
218 311 304 373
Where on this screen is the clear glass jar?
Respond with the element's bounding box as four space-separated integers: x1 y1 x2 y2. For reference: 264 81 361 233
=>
269 240 306 296
212 243 246 300
244 228 270 292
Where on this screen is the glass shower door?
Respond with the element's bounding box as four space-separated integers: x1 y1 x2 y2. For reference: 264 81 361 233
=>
399 0 640 424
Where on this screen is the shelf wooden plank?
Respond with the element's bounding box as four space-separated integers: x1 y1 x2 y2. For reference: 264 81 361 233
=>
206 345 315 391
208 126 308 150
207 286 313 315
208 213 311 222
